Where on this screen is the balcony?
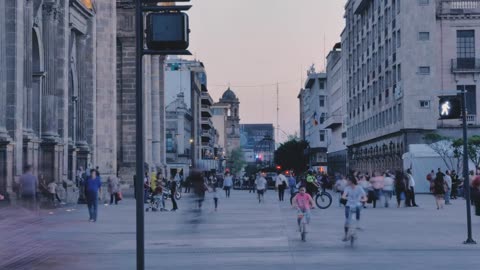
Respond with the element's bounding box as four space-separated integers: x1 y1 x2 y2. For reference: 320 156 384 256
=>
324 114 343 129
201 130 212 142
201 117 213 129
467 114 477 125
437 0 480 16
201 104 212 117
201 92 213 106
451 58 480 73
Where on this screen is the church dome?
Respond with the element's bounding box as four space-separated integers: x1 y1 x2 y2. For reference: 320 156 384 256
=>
221 88 237 101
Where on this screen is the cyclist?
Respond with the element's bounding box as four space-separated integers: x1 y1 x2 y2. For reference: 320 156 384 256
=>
305 170 319 197
342 175 367 242
292 187 315 232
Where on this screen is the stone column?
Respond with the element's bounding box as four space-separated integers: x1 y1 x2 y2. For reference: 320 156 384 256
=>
0 0 7 141
76 35 88 147
151 56 161 169
23 0 33 136
41 2 59 140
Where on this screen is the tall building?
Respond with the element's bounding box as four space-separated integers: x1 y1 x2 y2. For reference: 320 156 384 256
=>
0 0 117 197
325 43 347 175
217 88 241 154
298 68 329 171
343 0 480 173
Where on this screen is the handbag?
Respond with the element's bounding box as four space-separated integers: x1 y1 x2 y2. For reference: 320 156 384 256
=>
116 191 123 201
340 198 347 206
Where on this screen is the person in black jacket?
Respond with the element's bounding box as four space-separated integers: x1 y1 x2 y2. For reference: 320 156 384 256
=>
394 171 407 208
169 177 178 211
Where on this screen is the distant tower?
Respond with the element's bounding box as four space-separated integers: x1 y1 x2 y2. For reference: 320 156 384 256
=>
219 88 240 154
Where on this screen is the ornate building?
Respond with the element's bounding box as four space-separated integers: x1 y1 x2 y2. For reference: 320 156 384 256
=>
0 0 117 197
218 88 241 154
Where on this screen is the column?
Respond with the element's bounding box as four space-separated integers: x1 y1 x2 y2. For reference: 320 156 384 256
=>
41 2 59 140
23 0 33 135
151 56 161 168
76 35 88 147
0 0 7 141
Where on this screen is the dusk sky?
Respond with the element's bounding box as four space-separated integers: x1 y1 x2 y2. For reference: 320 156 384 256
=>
185 0 346 142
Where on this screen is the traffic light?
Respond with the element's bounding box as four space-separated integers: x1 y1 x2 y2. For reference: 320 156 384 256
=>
439 95 462 120
276 165 282 171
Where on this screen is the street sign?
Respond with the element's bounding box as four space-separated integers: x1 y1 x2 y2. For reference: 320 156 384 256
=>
146 13 189 50
438 95 462 119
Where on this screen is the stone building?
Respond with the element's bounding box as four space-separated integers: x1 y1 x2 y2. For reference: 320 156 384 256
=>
342 0 480 173
0 0 117 197
217 88 241 154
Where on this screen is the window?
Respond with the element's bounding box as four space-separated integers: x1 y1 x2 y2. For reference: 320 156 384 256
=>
418 66 430 75
420 100 431 108
320 113 326 124
457 85 477 114
397 30 401 47
319 130 326 142
319 80 325 89
419 32 430 41
397 64 401 81
457 30 475 69
319 96 325 107
418 0 429 5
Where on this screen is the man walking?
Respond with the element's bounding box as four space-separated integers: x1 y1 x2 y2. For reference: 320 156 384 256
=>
444 170 453 205
85 169 102 222
406 169 419 207
19 165 38 210
275 171 288 201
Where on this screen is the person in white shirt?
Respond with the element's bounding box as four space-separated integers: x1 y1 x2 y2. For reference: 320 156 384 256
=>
47 181 62 204
255 172 267 203
444 170 453 205
275 172 288 202
383 172 394 208
406 169 419 207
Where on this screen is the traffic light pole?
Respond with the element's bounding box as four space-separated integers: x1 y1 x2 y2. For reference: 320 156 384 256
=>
461 88 476 244
135 1 145 269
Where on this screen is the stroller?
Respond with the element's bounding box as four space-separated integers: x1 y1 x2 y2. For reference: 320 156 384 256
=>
145 187 168 212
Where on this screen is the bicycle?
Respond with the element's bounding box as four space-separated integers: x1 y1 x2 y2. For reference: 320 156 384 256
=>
345 206 359 247
290 189 332 209
298 212 308 241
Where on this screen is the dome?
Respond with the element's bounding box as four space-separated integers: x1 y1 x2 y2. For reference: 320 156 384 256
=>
221 88 237 101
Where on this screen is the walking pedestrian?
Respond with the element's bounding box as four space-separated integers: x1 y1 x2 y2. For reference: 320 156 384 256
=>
288 172 298 204
19 165 38 210
444 170 453 205
107 176 120 205
383 172 394 208
432 174 447 210
275 171 288 201
405 169 419 207
369 172 384 208
249 174 256 193
394 171 407 208
223 172 233 198
255 172 267 203
47 180 62 205
191 169 208 209
342 175 367 241
169 176 178 211
211 182 219 211
334 176 347 207
85 169 102 222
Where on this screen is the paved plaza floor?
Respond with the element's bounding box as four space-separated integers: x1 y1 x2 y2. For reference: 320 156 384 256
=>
1 190 480 270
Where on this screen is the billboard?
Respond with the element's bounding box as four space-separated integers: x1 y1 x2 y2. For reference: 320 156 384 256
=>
240 124 275 150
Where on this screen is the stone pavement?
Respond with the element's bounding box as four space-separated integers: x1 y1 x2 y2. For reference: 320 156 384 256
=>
1 191 480 270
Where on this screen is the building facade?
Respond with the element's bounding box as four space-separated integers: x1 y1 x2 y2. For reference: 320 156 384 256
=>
343 0 480 174
218 88 241 154
240 124 275 167
298 68 329 170
325 43 348 176
0 0 117 198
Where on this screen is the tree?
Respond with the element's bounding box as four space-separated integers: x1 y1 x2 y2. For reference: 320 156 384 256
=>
452 138 464 173
226 148 246 175
468 135 480 168
274 139 309 175
424 133 457 171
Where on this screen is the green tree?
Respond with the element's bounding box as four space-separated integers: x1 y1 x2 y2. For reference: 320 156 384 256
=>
274 139 309 175
468 135 480 168
452 138 464 173
226 148 246 175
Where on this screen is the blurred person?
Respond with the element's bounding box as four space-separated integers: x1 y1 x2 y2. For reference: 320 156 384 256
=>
432 174 447 210
249 174 256 193
255 172 267 203
394 171 407 208
369 172 384 208
444 170 453 205
275 171 288 201
85 169 102 222
191 169 208 209
223 172 233 198
305 171 319 197
169 176 178 211
334 176 348 207
288 172 298 204
383 172 394 208
451 170 460 199
107 176 120 205
405 169 419 207
47 180 62 205
342 175 367 241
19 165 38 210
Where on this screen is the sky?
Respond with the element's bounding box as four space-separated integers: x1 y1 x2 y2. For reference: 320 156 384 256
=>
185 0 346 143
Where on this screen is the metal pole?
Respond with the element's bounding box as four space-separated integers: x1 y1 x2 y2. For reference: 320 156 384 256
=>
462 88 476 244
135 0 146 268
